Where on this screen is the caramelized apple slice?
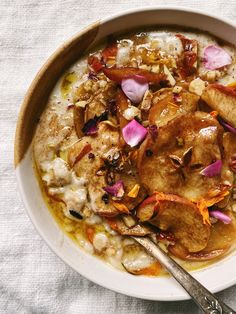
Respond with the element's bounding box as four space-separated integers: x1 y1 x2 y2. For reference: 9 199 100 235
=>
149 91 199 127
169 211 236 260
137 193 210 252
201 84 236 127
103 66 166 85
116 89 129 147
218 132 236 207
168 243 227 261
138 112 224 201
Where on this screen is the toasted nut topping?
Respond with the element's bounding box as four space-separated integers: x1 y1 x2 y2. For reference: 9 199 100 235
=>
189 78 206 96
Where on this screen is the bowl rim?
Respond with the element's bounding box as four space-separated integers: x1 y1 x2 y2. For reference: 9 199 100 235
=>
14 5 236 301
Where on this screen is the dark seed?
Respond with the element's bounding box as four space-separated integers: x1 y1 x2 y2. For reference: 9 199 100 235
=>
102 193 109 204
88 152 95 159
145 149 153 157
69 210 83 220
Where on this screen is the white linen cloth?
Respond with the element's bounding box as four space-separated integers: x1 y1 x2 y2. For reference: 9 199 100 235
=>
1 0 236 313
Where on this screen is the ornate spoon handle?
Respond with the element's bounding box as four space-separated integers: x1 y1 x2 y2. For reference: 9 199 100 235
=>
133 236 235 314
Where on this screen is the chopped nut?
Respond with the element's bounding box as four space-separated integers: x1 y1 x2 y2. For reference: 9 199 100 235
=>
83 207 92 217
84 80 93 91
163 65 176 86
122 215 136 228
172 86 182 94
75 100 88 108
189 78 206 96
123 106 141 120
151 64 160 73
201 70 221 82
99 80 107 88
139 64 152 71
140 89 153 111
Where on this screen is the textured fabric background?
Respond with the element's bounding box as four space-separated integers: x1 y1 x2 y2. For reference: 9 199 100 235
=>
1 1 236 313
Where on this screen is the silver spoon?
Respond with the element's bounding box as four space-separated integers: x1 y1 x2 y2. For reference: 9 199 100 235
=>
132 236 235 314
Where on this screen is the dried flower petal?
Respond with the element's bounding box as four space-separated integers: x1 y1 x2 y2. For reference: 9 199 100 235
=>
200 160 222 177
210 111 218 118
73 144 92 166
122 119 148 147
148 125 158 141
203 45 231 70
219 118 236 133
127 184 140 198
82 111 108 135
88 54 104 73
111 201 130 213
103 180 124 198
121 75 149 103
195 189 229 224
210 210 232 224
173 93 182 102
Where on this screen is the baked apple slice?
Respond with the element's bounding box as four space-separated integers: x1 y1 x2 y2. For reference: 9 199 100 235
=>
138 112 224 201
137 192 210 252
116 89 129 147
201 84 236 128
149 90 199 127
103 66 166 85
169 211 236 260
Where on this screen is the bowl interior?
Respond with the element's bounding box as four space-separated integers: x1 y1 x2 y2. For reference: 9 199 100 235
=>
15 7 236 301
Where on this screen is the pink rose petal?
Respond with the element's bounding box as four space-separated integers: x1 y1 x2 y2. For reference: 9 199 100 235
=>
210 210 232 224
122 119 148 147
103 180 124 198
200 160 222 177
121 75 148 103
203 45 231 70
219 119 236 133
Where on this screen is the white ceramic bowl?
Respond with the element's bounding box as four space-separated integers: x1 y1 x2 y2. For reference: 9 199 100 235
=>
14 7 236 301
